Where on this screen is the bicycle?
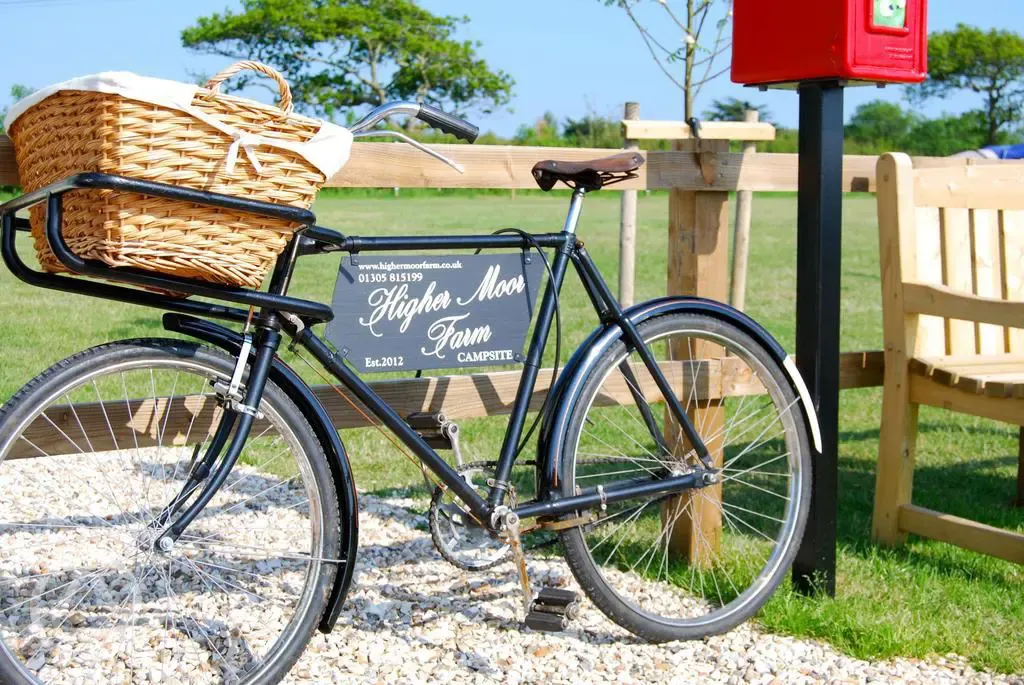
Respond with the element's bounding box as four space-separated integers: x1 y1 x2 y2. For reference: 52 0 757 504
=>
0 101 820 684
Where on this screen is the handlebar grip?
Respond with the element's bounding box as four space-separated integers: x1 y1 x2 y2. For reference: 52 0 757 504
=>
417 104 479 143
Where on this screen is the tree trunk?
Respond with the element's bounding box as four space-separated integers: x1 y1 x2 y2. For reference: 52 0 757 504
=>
986 91 999 146
684 0 695 121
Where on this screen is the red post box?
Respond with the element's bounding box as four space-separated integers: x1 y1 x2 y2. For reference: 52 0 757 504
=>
731 0 928 86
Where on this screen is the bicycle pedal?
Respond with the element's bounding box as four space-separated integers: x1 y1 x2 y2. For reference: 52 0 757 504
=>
528 587 581 621
534 587 578 607
405 411 447 430
405 411 454 450
524 609 570 633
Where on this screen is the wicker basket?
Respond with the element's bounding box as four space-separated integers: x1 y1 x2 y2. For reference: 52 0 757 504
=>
8 62 334 289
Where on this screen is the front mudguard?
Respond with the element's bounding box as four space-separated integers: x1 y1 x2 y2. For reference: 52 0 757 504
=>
534 297 822 498
162 314 358 634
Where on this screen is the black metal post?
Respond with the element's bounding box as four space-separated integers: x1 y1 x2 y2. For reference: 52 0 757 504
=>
792 81 844 597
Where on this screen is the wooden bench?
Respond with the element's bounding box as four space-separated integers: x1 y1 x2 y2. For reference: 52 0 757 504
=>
873 152 1024 564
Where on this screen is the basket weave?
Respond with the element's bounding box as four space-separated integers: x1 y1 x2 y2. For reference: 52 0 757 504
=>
9 61 326 289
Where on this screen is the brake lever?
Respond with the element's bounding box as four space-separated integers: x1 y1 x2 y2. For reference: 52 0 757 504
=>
352 129 465 174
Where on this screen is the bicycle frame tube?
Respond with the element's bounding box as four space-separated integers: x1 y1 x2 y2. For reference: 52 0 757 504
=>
571 245 713 465
269 186 711 522
571 260 672 455
294 329 494 523
487 189 587 507
288 319 713 525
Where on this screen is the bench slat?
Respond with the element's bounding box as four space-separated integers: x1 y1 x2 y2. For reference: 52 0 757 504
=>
909 354 1024 395
940 207 977 355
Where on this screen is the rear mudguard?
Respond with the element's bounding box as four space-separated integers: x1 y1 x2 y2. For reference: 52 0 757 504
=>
162 314 358 634
535 297 822 498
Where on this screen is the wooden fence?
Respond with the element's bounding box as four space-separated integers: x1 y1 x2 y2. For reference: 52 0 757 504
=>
2 128 907 568
0 133 893 452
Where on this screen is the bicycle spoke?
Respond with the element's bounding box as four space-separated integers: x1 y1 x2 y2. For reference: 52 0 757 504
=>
174 556 279 607
92 379 149 523
581 427 662 478
159 560 242 682
563 317 808 637
0 351 331 682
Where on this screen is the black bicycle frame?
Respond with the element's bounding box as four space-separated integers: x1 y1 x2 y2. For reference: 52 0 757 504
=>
0 173 713 535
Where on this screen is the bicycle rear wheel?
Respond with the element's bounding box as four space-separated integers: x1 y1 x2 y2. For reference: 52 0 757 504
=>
0 339 340 684
558 313 812 642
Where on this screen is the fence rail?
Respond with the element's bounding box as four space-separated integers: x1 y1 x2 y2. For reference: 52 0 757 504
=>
9 352 883 460
0 135 892 192
2 135 1009 192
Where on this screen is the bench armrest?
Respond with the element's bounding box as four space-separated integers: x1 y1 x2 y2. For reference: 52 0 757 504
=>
903 281 1024 329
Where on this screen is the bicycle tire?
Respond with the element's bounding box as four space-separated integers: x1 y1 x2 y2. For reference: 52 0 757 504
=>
558 313 812 642
0 339 340 684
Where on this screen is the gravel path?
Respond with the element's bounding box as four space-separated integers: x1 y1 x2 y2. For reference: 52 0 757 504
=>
1 446 1019 685
284 494 1021 685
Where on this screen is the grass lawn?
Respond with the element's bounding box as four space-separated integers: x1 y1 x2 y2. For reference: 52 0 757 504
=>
0 190 1021 672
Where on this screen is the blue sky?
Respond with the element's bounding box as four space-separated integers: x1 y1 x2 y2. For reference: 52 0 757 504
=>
1 0 1021 135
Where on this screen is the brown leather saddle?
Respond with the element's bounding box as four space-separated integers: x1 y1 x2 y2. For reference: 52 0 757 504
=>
531 151 645 191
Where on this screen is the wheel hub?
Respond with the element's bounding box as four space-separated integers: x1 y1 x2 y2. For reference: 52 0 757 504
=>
135 528 174 555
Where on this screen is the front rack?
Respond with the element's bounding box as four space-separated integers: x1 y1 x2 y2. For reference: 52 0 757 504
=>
0 173 335 324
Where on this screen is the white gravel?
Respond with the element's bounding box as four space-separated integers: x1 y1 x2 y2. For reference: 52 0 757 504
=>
1 447 1020 685
284 494 1022 685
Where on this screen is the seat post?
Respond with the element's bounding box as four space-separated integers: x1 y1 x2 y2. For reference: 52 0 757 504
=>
563 188 586 234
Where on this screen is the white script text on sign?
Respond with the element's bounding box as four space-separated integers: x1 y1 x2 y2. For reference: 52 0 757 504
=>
326 254 544 372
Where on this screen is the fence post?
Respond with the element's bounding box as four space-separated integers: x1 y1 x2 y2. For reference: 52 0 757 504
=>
664 138 730 566
619 102 640 307
729 109 759 311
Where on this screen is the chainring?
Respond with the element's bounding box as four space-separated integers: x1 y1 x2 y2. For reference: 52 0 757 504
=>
428 461 513 571
427 455 651 571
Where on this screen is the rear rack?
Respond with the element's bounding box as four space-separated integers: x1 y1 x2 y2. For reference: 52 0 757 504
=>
0 173 334 324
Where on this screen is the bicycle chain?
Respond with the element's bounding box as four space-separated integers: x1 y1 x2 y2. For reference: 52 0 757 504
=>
434 456 659 552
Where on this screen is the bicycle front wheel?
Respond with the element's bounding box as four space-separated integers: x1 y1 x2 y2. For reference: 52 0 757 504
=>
559 313 812 642
0 339 340 684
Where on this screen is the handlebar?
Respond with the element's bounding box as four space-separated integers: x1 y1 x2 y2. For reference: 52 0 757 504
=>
417 104 479 143
349 101 479 143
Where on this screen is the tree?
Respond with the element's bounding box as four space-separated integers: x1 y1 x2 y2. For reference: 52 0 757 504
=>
181 0 514 119
0 84 33 129
513 112 567 147
904 112 998 157
599 1 732 120
909 24 1024 146
510 111 626 149
845 100 916 149
562 114 622 149
702 97 772 123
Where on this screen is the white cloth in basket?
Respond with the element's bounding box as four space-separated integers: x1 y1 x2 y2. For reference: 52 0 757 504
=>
4 71 354 178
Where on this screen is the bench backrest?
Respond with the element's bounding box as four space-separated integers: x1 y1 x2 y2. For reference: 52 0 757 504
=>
877 152 1024 358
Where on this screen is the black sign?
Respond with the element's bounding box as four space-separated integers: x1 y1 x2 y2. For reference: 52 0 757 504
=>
326 253 544 372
